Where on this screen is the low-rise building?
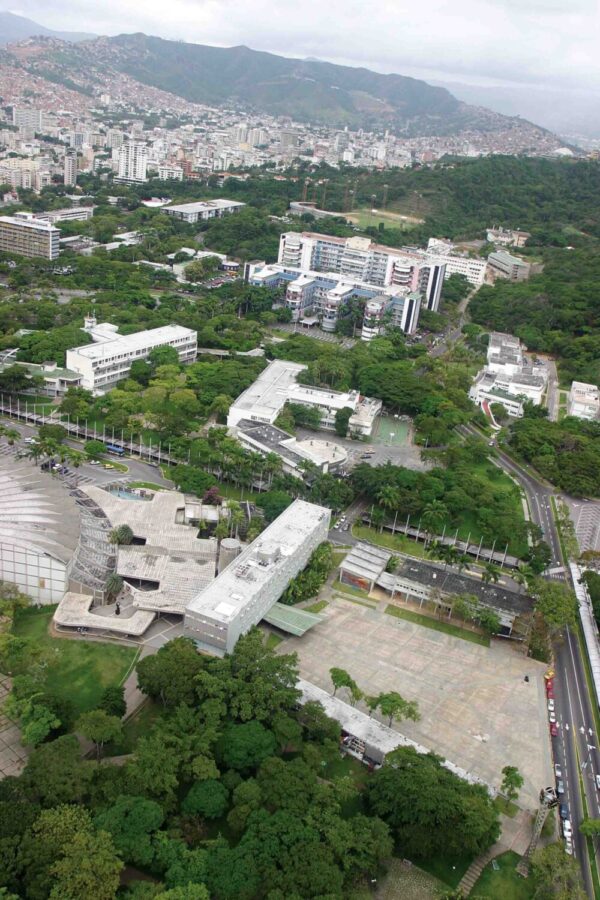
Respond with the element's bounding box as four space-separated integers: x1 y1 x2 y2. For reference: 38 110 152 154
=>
488 250 531 281
234 419 347 474
184 499 331 655
339 543 532 637
486 227 530 248
567 381 600 421
227 359 381 437
0 359 82 397
163 199 245 223
66 317 197 392
470 332 547 417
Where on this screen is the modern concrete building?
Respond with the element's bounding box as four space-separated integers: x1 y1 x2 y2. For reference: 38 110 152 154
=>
163 199 245 224
488 250 531 281
184 499 331 655
158 165 184 180
0 214 60 259
567 381 600 421
234 419 347 474
486 227 530 248
66 317 197 392
116 141 148 184
227 359 382 437
0 359 82 397
33 207 95 224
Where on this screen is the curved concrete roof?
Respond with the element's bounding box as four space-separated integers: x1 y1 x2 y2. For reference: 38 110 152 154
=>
0 456 81 565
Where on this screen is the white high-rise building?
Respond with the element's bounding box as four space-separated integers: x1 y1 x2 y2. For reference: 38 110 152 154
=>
115 141 148 184
64 149 77 187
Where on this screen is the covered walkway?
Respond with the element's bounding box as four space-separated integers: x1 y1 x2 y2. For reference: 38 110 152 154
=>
262 602 324 636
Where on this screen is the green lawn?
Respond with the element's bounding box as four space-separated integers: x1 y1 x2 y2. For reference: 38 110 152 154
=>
352 525 429 559
493 796 519 818
128 481 167 491
418 853 474 888
385 605 490 647
305 600 328 613
265 632 284 650
13 606 138 715
347 208 418 231
471 851 533 899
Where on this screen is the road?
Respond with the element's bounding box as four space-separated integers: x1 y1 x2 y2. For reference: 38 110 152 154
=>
462 423 598 895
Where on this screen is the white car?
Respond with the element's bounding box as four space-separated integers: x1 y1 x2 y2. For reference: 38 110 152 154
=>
548 699 555 712
554 763 562 778
563 819 572 838
23 437 36 445
549 711 557 724
565 838 573 855
88 460 101 466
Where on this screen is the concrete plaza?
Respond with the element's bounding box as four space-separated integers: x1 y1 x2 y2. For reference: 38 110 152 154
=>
280 597 553 809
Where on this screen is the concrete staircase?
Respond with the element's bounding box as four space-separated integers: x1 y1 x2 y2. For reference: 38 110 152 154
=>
458 846 501 896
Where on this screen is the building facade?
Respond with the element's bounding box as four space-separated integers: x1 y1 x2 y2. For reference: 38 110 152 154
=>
116 141 148 183
568 382 600 421
184 499 331 655
0 214 60 259
488 250 531 281
64 149 78 187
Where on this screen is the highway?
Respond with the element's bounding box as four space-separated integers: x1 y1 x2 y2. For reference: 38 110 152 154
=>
462 422 599 895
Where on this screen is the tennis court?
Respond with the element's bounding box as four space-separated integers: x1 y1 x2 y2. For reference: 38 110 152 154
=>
374 415 410 446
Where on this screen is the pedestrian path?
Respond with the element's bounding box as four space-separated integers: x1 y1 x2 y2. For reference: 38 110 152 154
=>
457 808 535 895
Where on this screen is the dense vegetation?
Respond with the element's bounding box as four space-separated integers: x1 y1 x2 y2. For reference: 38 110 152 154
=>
507 415 600 497
0 632 501 899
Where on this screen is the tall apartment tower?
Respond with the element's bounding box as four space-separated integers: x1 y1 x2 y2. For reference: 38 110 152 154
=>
64 149 78 187
115 141 148 184
0 214 60 260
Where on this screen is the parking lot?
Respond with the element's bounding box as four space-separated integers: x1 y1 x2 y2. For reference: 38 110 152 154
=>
280 597 552 808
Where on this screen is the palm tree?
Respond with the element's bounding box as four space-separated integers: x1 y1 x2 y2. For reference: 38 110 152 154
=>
0 424 20 444
105 573 123 603
109 524 134 546
482 562 501 586
421 501 449 546
376 486 400 519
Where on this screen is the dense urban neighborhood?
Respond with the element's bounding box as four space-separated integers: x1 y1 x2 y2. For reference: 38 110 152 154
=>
0 10 599 900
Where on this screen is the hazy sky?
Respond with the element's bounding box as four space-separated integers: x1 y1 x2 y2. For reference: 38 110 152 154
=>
9 0 600 94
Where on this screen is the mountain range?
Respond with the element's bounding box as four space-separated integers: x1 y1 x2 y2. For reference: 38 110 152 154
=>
0 13 556 139
0 10 95 44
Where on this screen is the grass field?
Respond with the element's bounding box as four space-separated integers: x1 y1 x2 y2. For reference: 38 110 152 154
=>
418 853 474 888
128 481 166 491
352 525 430 559
346 207 421 231
385 604 490 647
471 851 533 899
13 606 138 715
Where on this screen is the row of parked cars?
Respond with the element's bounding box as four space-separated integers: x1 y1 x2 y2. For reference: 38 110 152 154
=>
547 672 573 855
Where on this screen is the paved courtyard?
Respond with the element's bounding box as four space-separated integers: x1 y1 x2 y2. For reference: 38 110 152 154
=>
280 597 552 809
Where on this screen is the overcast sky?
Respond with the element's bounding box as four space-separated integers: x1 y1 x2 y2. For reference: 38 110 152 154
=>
9 0 600 94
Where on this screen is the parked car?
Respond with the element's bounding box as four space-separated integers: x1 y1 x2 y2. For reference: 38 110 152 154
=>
549 711 557 724
596 774 600 790
546 685 555 698
554 763 562 778
550 722 559 737
565 838 573 855
23 437 36 445
559 803 569 820
563 819 572 839
548 699 555 712
556 779 565 794
89 460 101 466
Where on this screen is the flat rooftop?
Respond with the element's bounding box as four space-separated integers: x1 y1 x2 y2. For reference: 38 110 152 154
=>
228 359 306 421
69 324 196 360
186 499 330 623
164 199 245 213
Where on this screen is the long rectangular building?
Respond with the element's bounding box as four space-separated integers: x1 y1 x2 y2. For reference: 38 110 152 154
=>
66 322 197 391
163 199 245 223
0 214 60 259
184 499 331 655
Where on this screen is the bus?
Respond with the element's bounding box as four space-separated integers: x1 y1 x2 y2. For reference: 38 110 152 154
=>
105 443 125 457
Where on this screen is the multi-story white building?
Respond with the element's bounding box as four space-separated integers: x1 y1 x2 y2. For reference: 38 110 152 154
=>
278 232 445 306
163 199 245 224
184 499 331 655
567 382 600 421
66 317 197 392
469 331 547 418
115 141 148 183
12 108 44 130
157 164 184 181
33 207 95 224
227 359 381 437
248 263 422 336
0 214 60 259
64 149 78 187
